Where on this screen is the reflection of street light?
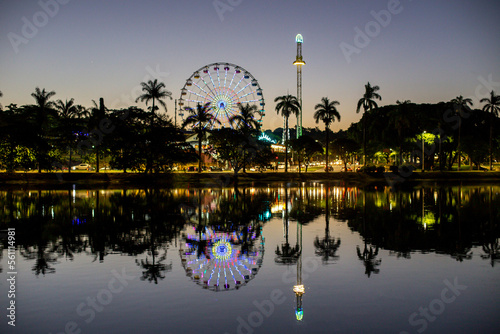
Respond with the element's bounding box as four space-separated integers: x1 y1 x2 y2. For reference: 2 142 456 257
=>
422 131 426 172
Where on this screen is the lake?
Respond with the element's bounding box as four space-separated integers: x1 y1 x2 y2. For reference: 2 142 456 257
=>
0 182 499 334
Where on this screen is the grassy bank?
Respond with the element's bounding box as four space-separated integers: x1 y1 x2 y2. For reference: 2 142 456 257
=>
1 171 500 189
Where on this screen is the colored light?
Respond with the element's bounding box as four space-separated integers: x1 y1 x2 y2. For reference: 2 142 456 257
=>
296 34 303 43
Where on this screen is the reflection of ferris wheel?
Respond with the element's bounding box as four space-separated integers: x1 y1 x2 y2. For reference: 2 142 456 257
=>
179 226 265 292
179 62 265 129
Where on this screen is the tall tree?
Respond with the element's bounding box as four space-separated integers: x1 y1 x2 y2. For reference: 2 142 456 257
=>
391 100 412 165
356 82 381 166
135 79 172 122
55 98 80 172
0 90 3 110
30 87 57 172
230 104 261 172
274 94 301 172
480 91 500 170
314 97 341 172
229 104 260 131
182 103 220 173
450 96 473 171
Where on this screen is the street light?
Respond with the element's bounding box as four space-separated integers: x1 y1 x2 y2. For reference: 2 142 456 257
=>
422 131 426 172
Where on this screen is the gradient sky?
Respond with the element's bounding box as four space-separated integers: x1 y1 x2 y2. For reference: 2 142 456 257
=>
1 0 499 131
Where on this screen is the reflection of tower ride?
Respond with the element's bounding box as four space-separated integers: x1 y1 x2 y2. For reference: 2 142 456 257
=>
293 214 304 321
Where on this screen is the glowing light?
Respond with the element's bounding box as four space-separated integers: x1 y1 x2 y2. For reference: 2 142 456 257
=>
293 284 305 294
212 240 233 261
258 132 277 144
296 34 303 43
295 309 304 321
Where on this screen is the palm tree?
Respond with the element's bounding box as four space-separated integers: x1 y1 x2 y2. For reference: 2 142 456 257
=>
182 103 220 173
450 96 473 171
229 104 261 172
356 82 381 166
31 87 56 172
55 99 80 173
55 98 79 118
391 100 412 165
314 97 341 172
480 91 500 170
229 104 260 130
135 79 172 122
31 87 56 120
275 94 301 172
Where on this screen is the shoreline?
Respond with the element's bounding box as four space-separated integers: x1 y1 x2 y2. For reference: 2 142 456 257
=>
1 171 500 189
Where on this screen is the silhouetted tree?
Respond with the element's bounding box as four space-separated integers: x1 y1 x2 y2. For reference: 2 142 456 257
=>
275 95 301 172
356 82 381 165
314 97 341 172
480 91 500 170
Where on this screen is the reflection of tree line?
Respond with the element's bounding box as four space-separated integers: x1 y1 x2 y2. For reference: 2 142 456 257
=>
0 187 274 281
347 185 500 268
1 184 498 284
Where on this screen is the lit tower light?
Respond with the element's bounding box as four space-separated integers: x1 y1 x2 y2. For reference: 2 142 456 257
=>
293 34 305 138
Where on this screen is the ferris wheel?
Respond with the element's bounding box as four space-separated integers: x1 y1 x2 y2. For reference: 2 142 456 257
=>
179 62 265 130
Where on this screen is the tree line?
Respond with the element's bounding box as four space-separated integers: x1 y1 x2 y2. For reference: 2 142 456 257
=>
1 81 499 173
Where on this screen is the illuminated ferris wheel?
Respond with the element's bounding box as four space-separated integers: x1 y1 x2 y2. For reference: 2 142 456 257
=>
179 62 265 130
179 226 265 292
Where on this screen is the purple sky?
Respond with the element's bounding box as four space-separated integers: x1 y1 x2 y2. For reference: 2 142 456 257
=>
1 0 499 131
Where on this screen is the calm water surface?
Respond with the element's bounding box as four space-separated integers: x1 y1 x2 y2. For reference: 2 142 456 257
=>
0 182 499 334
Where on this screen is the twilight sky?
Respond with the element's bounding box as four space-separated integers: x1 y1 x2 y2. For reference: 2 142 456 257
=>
1 0 499 131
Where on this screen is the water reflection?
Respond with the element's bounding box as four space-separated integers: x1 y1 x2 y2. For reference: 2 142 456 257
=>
1 183 499 282
314 183 341 265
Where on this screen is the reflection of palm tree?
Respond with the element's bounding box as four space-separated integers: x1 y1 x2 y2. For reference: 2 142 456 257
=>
481 238 500 267
356 190 381 277
314 184 341 264
136 249 172 284
20 244 57 276
275 187 300 264
356 243 381 277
